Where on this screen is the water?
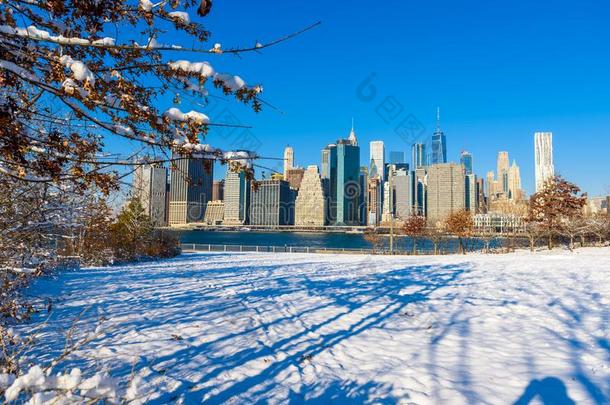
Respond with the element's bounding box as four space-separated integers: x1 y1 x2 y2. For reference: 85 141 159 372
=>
178 230 506 254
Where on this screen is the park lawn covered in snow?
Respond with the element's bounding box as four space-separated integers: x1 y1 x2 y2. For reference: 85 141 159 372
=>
15 248 610 404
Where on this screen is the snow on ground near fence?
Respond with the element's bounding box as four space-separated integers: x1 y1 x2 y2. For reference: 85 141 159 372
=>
18 249 610 404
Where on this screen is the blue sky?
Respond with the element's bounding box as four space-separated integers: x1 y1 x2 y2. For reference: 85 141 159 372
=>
130 0 610 195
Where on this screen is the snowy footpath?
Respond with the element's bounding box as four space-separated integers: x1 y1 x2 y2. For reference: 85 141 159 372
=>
18 248 610 404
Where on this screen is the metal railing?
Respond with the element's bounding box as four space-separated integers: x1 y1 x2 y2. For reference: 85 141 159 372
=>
179 243 444 256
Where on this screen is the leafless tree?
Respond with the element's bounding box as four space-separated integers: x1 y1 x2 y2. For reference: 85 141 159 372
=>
364 230 383 254
587 213 610 245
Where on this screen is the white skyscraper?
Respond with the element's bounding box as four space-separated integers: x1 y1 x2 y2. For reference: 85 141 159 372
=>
534 132 554 192
283 146 294 178
369 140 385 181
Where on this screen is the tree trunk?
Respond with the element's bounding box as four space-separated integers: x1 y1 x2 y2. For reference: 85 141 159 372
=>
529 237 535 252
569 236 574 251
412 238 417 255
548 234 553 250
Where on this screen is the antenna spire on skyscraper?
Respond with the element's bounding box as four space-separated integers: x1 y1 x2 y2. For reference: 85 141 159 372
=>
348 117 357 146
436 107 441 131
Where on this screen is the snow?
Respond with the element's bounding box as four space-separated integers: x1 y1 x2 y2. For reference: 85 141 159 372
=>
91 37 115 46
59 55 95 84
223 150 257 168
167 11 190 24
168 60 215 78
14 248 610 403
0 59 38 82
163 107 209 124
61 78 89 98
0 24 94 46
215 73 246 91
2 366 126 403
113 124 135 137
139 0 153 12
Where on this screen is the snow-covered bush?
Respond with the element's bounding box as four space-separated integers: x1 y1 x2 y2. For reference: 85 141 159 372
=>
0 364 145 404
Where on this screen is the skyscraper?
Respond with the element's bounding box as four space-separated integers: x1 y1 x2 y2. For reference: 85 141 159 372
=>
212 180 224 201
508 160 522 200
393 166 412 220
283 145 294 178
334 139 361 226
476 177 486 213
431 108 447 164
389 151 405 164
535 132 555 192
412 143 427 169
223 168 250 225
460 150 473 175
358 166 368 225
249 180 295 226
497 151 510 194
285 167 305 189
369 141 385 181
412 167 427 216
320 144 334 179
427 163 465 225
486 171 496 198
295 165 327 227
168 154 213 225
327 126 360 226
367 176 382 226
465 174 477 212
133 164 168 226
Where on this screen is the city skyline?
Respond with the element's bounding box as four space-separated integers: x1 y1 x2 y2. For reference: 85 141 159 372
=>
101 2 610 197
204 111 607 197
164 0 610 198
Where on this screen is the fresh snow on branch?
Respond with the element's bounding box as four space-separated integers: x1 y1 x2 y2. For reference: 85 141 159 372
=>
223 150 257 168
113 124 135 137
59 55 95 84
167 11 191 24
168 60 214 78
215 73 246 91
139 0 154 12
163 107 209 124
61 78 89 98
0 25 97 46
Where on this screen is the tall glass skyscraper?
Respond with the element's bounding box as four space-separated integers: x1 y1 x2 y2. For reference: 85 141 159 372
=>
369 140 385 181
460 151 473 175
431 108 447 165
333 140 361 226
325 126 360 226
411 143 426 169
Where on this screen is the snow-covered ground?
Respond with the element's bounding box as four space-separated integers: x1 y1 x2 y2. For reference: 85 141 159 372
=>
18 249 610 404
